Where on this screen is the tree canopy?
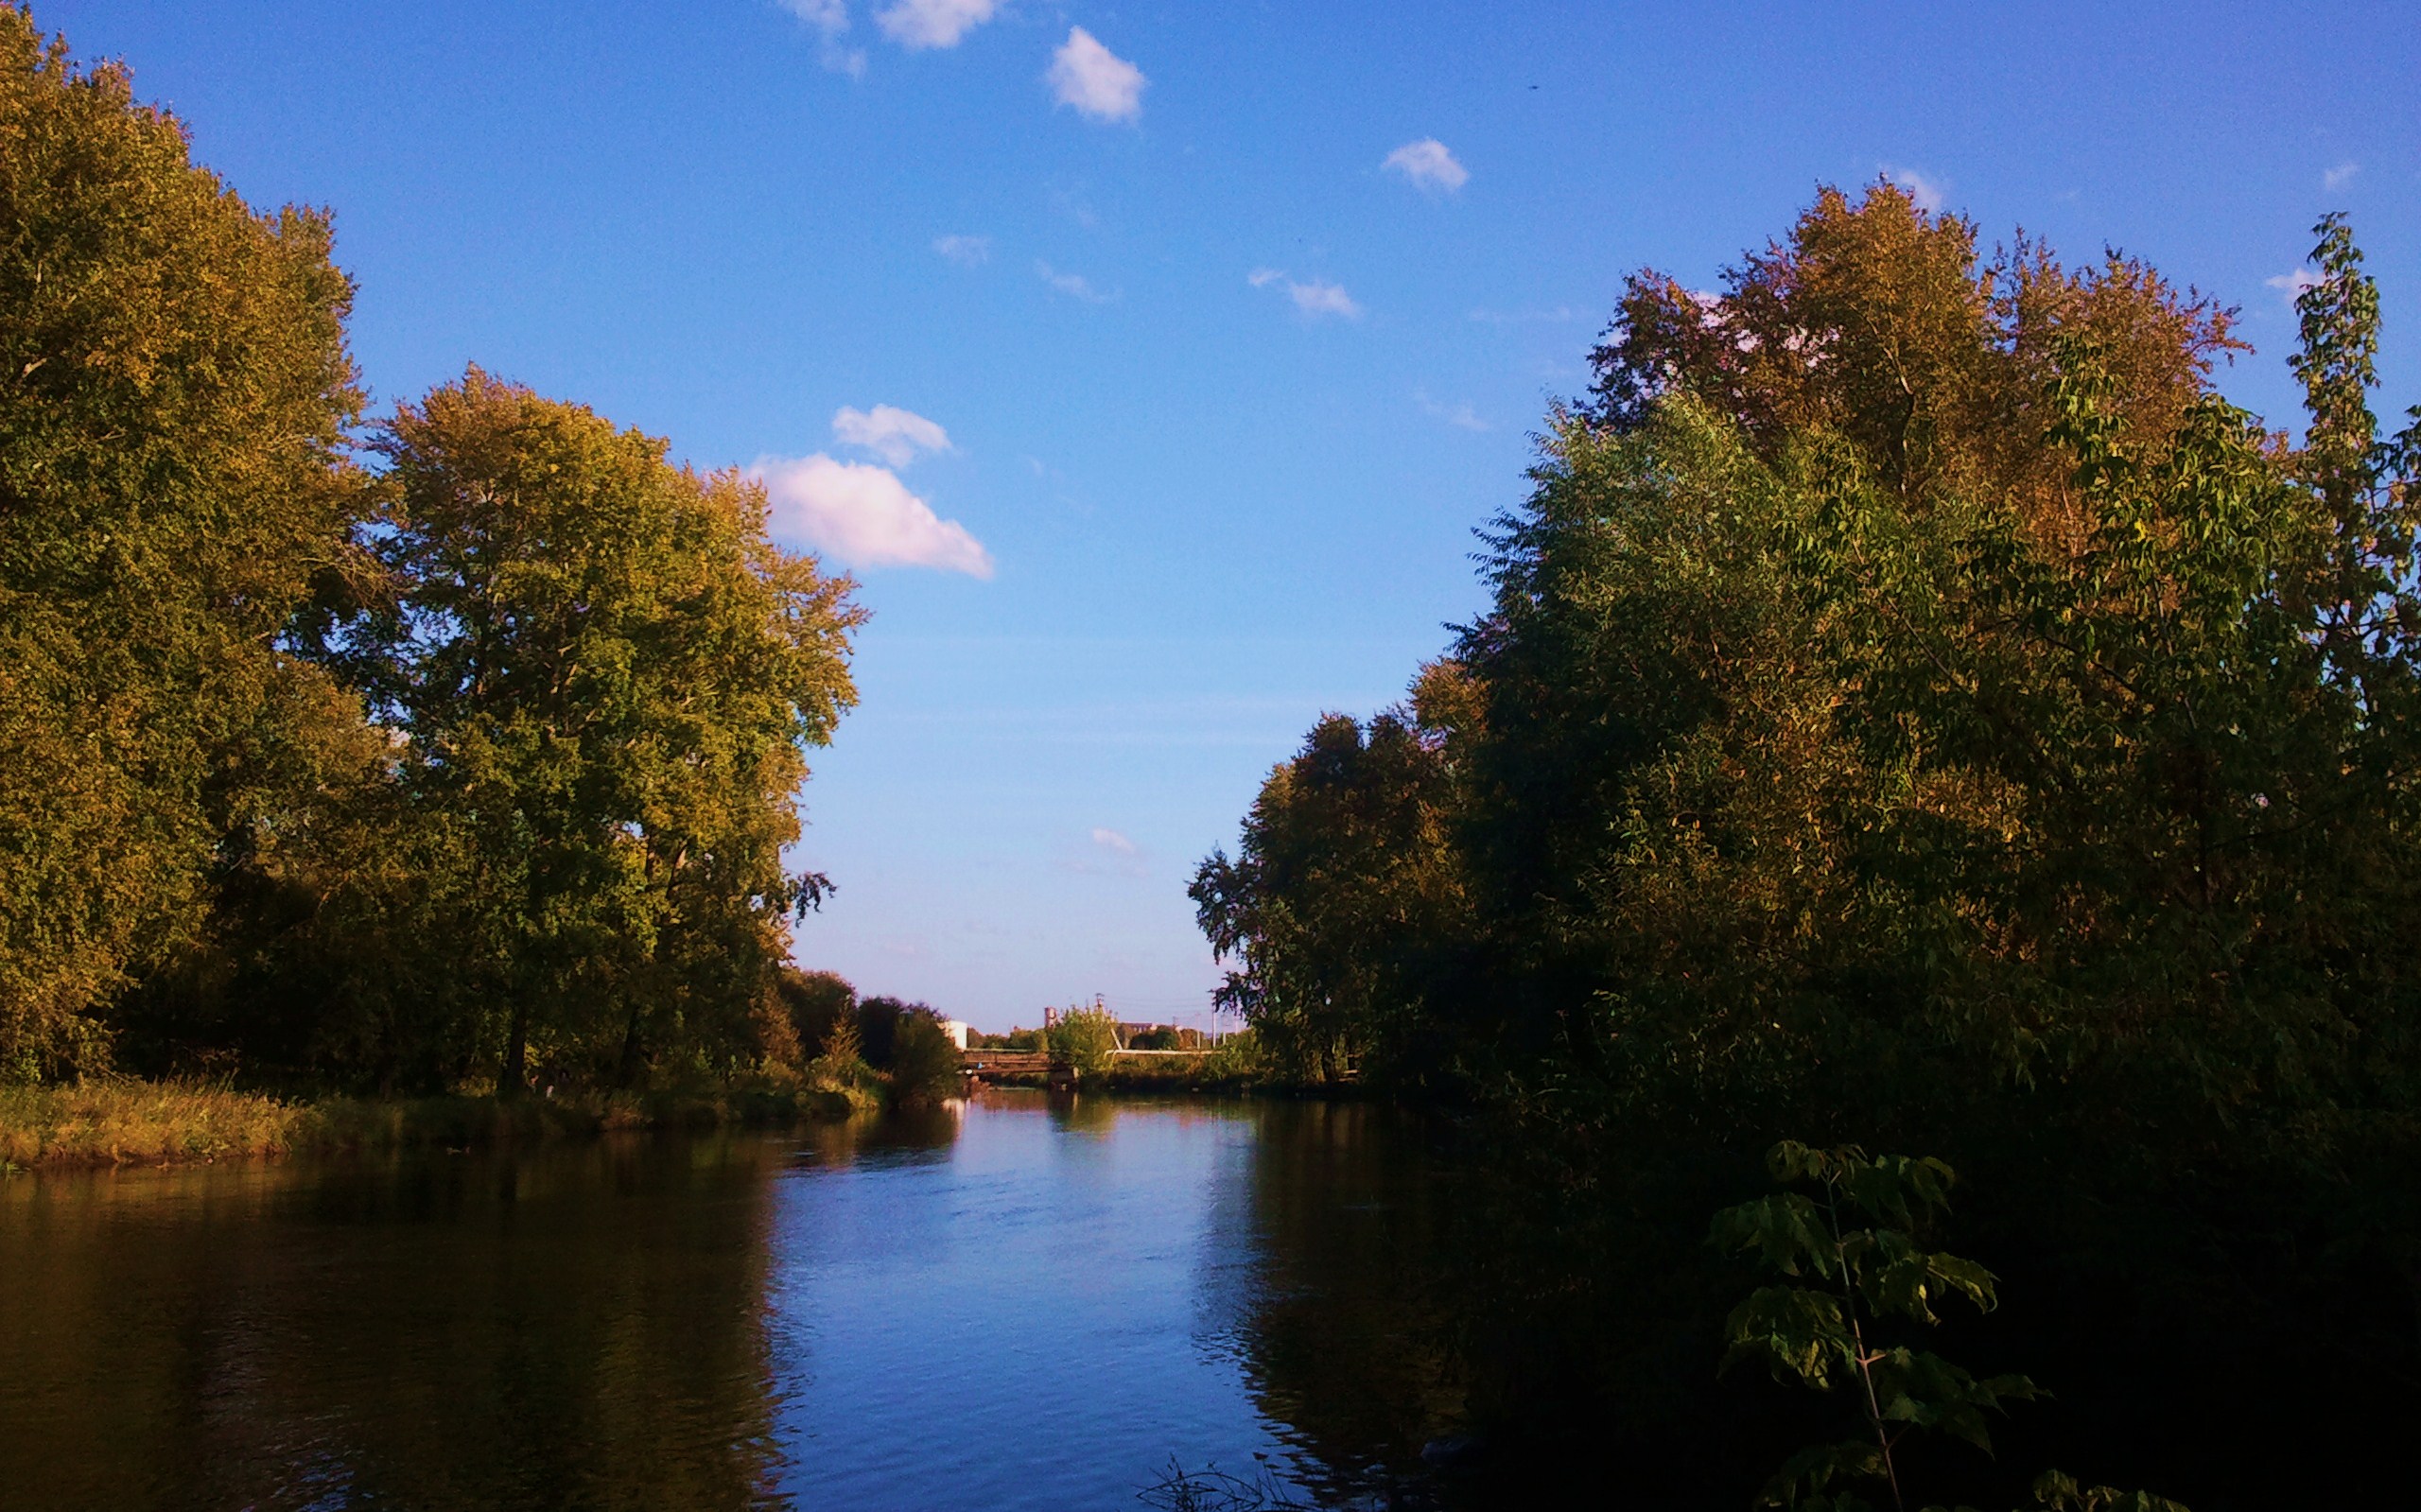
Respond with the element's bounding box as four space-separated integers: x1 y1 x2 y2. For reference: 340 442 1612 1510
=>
1200 183 2421 1164
0 12 864 1091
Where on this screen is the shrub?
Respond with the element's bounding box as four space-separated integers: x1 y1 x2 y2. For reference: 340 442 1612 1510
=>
889 1011 963 1106
1048 1006 1121 1082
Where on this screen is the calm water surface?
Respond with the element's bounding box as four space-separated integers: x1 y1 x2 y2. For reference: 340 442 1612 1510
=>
0 1094 1458 1511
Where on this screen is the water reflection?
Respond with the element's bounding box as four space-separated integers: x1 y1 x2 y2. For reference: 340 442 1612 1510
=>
0 1096 1464 1511
0 1138 792 1510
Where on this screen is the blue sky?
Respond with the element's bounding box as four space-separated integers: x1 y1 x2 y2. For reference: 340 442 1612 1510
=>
48 1 2417 1030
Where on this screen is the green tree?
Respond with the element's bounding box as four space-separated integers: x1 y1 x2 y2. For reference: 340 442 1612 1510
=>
0 9 371 1080
1048 1004 1120 1082
1190 660 1476 1086
887 1009 963 1105
776 967 859 1059
357 371 862 1093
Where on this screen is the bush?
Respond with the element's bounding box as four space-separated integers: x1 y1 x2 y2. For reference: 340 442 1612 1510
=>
1048 1006 1121 1082
889 1011 963 1106
776 968 858 1059
1200 1031 1267 1084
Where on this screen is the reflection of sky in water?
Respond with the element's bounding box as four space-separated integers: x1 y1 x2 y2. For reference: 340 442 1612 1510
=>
0 1098 1448 1510
764 1095 1298 1510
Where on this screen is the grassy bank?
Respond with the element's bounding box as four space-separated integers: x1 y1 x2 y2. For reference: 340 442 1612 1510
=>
0 1078 871 1170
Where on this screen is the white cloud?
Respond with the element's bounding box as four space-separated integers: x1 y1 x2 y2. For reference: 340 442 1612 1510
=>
875 0 996 49
782 0 847 34
1036 260 1117 303
1048 27 1145 123
1290 280 1361 319
1248 268 1363 320
1382 138 1469 193
1090 827 1138 855
751 454 993 577
2325 161 2360 191
779 0 866 75
1468 304 1582 325
1417 391 1489 432
932 234 991 266
1882 166 1946 214
2267 266 2322 302
832 404 951 467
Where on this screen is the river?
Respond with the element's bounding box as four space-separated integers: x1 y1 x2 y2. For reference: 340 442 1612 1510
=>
0 1093 1459 1511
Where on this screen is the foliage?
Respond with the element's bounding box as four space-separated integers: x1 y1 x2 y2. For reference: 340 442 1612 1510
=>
1138 1458 1318 1512
0 8 881 1094
887 1009 964 1105
1713 1142 2034 1511
1190 660 1476 1086
0 1077 307 1166
1201 182 2421 1148
1713 1142 2186 1512
343 370 863 1093
0 9 371 1080
1197 185 2421 1499
1049 1004 1122 1081
1199 1030 1269 1085
805 1009 875 1099
777 968 860 1059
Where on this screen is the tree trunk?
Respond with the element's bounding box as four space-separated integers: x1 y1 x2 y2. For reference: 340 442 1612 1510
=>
498 999 531 1100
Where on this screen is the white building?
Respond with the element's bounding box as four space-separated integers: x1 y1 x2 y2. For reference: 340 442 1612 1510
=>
938 1018 971 1051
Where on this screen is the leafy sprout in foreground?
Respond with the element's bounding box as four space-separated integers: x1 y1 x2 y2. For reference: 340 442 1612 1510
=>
1712 1142 2186 1512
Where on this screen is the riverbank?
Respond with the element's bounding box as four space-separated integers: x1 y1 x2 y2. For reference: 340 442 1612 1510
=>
0 1079 871 1170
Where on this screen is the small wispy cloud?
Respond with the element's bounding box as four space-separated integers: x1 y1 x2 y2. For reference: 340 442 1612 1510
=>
780 0 866 76
832 404 951 468
1090 827 1138 855
932 234 991 267
1048 27 1145 123
1036 260 1118 304
1467 304 1583 325
876 0 996 49
1882 165 1946 214
2267 266 2322 303
1417 391 1489 432
752 453 993 577
1291 281 1360 318
2325 161 2360 191
1382 138 1469 193
1248 268 1360 320
1047 182 1100 229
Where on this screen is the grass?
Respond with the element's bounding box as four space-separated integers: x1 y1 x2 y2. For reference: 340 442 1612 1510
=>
0 1078 306 1168
0 1077 867 1170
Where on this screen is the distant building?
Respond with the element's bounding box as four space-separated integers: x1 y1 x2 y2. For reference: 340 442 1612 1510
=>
938 1018 970 1051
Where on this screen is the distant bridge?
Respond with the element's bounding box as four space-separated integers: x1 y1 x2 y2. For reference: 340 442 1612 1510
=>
958 1047 1210 1091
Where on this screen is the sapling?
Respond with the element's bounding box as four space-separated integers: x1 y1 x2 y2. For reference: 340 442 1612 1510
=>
1711 1142 2187 1512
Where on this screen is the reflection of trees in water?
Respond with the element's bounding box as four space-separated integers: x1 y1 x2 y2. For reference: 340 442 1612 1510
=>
0 1137 794 1511
1216 1102 1463 1506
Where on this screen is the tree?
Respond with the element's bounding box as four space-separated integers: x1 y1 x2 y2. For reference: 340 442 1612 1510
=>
776 967 859 1060
888 1011 963 1105
1201 184 2421 1171
0 10 371 1080
357 371 862 1093
1048 1004 1120 1082
1190 660 1475 1085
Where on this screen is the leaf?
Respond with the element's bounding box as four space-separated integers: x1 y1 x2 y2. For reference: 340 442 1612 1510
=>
1868 1348 2037 1452
1711 1191 1838 1277
1723 1285 1852 1388
1757 1440 1890 1509
2024 1469 2193 1512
